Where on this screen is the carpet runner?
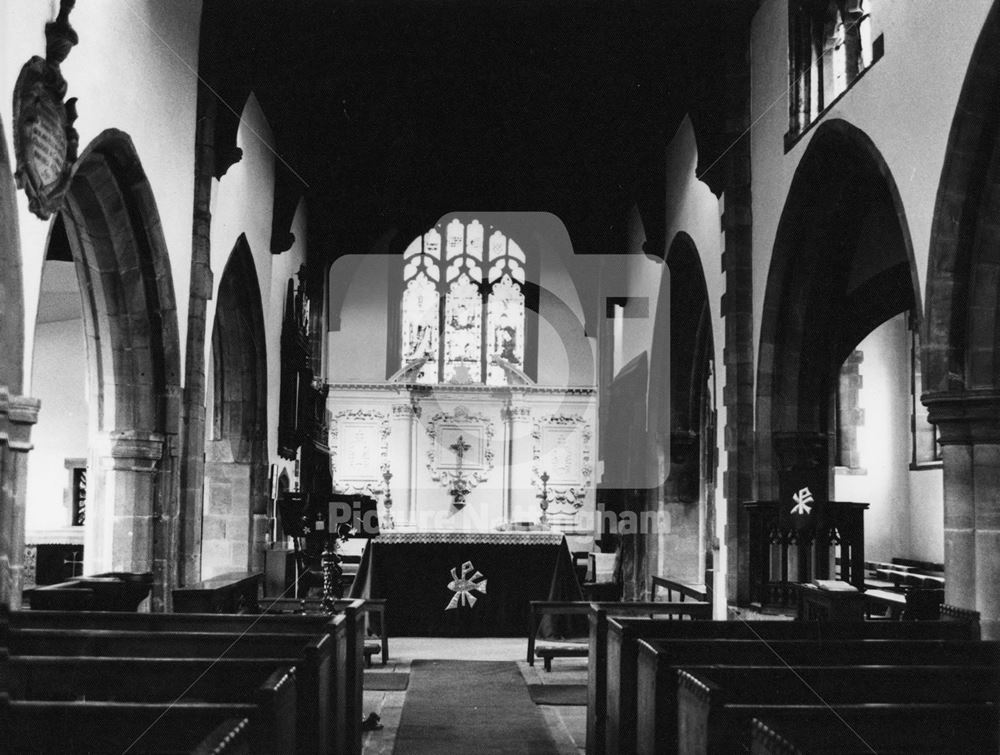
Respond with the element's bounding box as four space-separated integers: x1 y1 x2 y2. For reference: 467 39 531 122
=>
393 660 560 753
364 671 410 691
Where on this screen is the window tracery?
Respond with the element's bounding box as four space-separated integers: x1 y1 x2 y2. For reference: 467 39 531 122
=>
401 219 526 385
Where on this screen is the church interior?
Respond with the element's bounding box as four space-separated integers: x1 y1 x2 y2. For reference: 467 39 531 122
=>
2 0 1000 752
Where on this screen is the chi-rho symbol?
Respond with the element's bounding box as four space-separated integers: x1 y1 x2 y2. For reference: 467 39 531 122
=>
790 487 814 516
446 561 487 610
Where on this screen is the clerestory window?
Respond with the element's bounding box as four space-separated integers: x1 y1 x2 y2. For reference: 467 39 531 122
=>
400 218 527 385
787 0 882 145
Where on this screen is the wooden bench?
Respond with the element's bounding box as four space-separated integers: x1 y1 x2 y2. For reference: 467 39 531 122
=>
26 572 154 612
748 707 994 754
14 597 391 667
649 576 708 603
4 629 332 755
261 596 389 666
636 637 1000 754
6 598 373 754
590 603 711 754
0 666 297 754
0 657 309 748
588 616 981 755
528 600 709 671
677 666 999 753
172 571 263 613
193 717 252 755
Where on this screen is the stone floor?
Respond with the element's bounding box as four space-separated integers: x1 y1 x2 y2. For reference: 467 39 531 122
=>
361 637 587 754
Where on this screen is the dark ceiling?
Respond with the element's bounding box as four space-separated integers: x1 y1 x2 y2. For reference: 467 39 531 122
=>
200 0 757 257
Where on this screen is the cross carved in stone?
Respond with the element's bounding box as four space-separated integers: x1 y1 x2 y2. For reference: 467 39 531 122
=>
450 435 471 464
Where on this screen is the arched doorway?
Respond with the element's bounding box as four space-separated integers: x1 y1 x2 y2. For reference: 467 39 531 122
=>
754 119 918 604
924 0 1000 638
650 233 715 596
54 130 181 610
202 236 268 578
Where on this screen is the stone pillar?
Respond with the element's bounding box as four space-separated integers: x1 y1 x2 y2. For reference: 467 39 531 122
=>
390 401 420 525
0 390 40 609
926 391 1000 639
659 431 702 585
87 431 164 581
503 403 534 523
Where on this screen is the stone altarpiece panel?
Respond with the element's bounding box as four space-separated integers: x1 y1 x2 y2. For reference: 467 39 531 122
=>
327 384 596 533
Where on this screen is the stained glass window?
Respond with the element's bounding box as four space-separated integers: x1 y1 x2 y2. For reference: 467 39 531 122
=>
400 219 526 385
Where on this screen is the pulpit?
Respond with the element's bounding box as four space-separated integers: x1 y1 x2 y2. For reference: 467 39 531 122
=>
744 500 868 607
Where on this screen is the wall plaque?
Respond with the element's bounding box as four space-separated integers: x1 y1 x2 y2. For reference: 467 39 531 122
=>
13 1 79 220
330 409 389 495
532 414 593 521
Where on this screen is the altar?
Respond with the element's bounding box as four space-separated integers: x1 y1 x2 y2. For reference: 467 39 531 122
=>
347 530 583 637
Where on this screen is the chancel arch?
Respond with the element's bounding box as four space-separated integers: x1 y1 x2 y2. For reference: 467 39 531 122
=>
754 118 919 603
924 0 1000 639
203 236 269 578
52 129 181 611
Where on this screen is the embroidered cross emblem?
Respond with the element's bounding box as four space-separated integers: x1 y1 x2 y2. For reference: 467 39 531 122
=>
446 560 487 610
790 487 814 516
63 549 84 577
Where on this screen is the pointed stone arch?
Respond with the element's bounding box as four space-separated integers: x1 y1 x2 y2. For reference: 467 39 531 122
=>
757 119 918 490
58 129 181 610
752 119 917 603
203 236 269 577
923 0 1000 638
648 232 716 593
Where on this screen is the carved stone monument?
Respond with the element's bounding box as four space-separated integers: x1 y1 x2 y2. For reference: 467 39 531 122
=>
12 0 79 220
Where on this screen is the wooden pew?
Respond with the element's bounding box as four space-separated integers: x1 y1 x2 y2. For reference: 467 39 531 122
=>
528 600 710 671
587 603 711 755
13 597 390 666
589 616 981 755
193 717 252 755
677 667 999 754
261 596 389 666
0 666 296 754
636 638 1000 754
172 571 263 613
26 572 153 612
748 708 994 754
4 625 335 755
7 598 372 755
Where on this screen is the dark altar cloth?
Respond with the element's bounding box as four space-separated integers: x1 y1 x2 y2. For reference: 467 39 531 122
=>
348 531 583 637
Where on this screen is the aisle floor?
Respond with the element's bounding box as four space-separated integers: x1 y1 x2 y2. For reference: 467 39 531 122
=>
361 638 587 754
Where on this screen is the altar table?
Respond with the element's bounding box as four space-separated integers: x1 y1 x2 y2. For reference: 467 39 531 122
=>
348 531 583 637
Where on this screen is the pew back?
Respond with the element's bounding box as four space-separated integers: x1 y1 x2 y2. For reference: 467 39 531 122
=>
636 638 1000 754
590 617 982 755
0 666 296 754
677 667 1000 753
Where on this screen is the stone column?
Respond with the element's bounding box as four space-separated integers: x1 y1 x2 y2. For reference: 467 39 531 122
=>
87 431 164 580
390 401 420 526
658 431 702 585
503 403 534 523
0 390 40 609
926 390 1000 639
